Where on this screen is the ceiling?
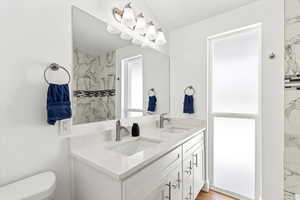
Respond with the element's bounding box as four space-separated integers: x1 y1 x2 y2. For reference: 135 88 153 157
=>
143 0 259 30
72 7 130 54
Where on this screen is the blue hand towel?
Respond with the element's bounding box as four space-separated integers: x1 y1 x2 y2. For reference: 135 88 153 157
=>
183 95 194 114
147 95 157 112
47 84 72 125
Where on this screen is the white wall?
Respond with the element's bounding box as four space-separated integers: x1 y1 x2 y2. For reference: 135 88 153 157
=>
0 1 165 200
169 1 263 119
261 0 284 198
169 0 285 199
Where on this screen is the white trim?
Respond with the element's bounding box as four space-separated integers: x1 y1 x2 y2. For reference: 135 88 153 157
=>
212 186 253 200
121 55 144 118
207 24 262 200
211 112 257 119
207 23 262 40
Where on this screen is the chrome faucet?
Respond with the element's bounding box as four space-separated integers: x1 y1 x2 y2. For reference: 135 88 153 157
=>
116 120 130 142
160 113 171 128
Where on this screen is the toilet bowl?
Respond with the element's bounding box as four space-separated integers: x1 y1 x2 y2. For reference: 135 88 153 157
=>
0 171 56 200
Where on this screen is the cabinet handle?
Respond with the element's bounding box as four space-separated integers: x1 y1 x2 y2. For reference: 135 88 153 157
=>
185 170 192 176
184 186 193 200
177 172 181 188
193 154 198 167
189 185 193 199
165 182 171 200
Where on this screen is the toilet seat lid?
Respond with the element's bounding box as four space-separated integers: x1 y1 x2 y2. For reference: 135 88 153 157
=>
0 171 56 200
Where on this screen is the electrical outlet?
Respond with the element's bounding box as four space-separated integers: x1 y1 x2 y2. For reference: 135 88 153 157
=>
59 119 71 136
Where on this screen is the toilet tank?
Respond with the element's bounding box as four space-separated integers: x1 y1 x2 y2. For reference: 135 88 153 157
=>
0 171 56 200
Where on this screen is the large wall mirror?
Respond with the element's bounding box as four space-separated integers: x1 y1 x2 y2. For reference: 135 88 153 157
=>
71 7 170 125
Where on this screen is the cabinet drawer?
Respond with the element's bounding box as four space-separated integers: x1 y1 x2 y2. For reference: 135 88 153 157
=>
123 146 182 200
183 132 204 158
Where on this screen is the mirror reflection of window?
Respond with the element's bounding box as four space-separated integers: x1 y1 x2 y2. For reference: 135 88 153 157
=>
121 55 143 118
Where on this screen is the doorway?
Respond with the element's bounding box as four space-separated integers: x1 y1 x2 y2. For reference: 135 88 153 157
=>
121 55 144 118
207 24 262 200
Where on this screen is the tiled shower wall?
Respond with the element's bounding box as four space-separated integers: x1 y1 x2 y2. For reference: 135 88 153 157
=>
285 0 300 199
72 49 116 124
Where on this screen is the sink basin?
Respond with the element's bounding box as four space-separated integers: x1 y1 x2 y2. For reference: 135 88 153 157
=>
109 137 162 156
161 126 192 134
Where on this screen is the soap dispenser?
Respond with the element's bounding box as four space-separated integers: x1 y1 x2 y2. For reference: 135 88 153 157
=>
131 123 140 137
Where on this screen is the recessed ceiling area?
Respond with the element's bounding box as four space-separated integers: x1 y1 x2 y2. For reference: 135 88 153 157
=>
143 0 260 30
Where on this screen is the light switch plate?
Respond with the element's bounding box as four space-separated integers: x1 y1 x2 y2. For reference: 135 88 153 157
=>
59 119 71 136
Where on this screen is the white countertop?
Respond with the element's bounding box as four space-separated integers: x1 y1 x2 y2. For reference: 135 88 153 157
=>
70 123 206 181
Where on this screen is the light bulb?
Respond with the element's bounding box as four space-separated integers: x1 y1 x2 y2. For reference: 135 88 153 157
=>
106 24 120 34
146 22 157 41
122 4 136 28
141 38 151 48
120 32 132 40
135 13 146 35
155 29 167 45
132 38 143 45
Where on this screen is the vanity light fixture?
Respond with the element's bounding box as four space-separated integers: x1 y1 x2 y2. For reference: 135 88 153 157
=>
146 21 157 41
111 2 167 46
135 13 147 35
106 24 120 34
120 32 132 40
155 28 167 45
121 3 136 28
132 38 144 45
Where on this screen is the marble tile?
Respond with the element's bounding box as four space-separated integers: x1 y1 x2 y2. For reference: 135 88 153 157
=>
72 49 116 125
285 0 300 198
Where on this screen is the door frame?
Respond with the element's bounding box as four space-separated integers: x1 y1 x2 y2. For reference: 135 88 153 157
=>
121 55 144 118
206 23 262 200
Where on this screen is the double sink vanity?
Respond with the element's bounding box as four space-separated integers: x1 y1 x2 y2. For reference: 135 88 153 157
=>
69 7 206 200
70 117 206 200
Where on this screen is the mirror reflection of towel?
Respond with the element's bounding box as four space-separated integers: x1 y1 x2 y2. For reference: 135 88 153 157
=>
183 95 194 114
147 96 157 112
47 84 72 125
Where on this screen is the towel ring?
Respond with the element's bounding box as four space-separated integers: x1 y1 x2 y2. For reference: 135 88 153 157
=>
184 86 195 95
148 88 156 96
44 63 71 84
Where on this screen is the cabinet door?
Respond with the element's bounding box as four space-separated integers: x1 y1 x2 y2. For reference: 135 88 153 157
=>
169 168 182 200
192 145 205 199
144 178 170 200
144 166 182 200
183 157 193 200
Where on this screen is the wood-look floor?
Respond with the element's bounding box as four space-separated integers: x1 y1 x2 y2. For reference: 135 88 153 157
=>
196 190 239 200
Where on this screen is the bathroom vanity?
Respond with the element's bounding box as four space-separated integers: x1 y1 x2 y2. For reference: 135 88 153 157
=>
69 6 206 200
70 118 206 200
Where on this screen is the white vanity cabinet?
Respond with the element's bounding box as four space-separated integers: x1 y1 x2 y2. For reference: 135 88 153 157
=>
71 130 205 200
122 146 182 200
182 133 205 200
183 157 194 200
192 145 205 199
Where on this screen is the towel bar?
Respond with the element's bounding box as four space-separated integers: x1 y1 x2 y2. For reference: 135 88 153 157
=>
148 88 156 96
184 86 195 95
44 63 71 84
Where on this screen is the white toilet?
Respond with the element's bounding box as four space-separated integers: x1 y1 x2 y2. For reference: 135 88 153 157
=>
0 171 56 200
